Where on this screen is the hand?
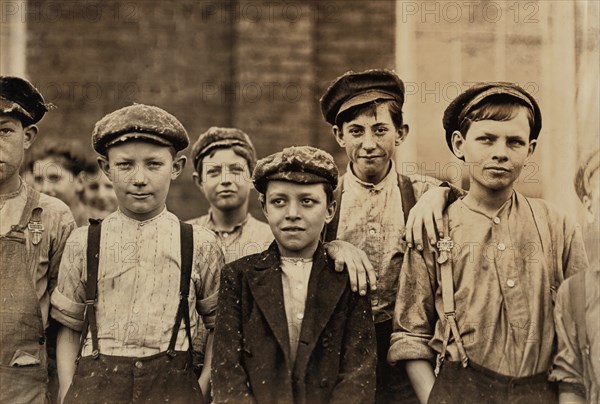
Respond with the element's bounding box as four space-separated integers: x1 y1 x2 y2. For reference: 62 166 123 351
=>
405 187 449 251
324 240 376 296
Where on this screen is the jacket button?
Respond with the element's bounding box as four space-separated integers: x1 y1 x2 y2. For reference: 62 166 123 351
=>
320 378 329 388
135 361 143 369
38 336 46 345
322 338 330 348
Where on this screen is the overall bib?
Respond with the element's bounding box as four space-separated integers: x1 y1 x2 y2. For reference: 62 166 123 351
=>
0 187 49 404
63 221 203 404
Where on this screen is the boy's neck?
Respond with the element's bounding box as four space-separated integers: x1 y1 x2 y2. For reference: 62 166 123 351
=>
464 183 514 216
278 240 319 259
350 161 392 185
0 175 22 196
211 202 249 232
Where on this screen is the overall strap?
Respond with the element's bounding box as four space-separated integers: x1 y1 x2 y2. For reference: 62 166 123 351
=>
434 215 468 376
167 221 194 358
398 174 416 225
570 272 589 368
525 197 555 288
14 185 40 231
78 219 102 361
323 176 344 242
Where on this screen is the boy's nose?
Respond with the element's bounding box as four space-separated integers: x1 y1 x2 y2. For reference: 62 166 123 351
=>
285 202 300 220
131 168 148 185
491 143 509 162
361 132 377 151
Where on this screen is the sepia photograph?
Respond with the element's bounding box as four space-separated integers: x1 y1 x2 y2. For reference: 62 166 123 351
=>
0 0 598 403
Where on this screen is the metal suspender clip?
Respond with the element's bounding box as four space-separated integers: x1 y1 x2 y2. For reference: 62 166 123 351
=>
436 236 454 264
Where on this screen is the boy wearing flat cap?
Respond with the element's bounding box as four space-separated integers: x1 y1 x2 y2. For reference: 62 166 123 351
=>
212 146 376 404
389 82 589 403
0 76 76 403
51 104 225 403
320 69 463 403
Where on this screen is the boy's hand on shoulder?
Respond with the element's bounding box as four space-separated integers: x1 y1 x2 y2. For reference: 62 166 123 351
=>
405 187 449 250
324 240 376 296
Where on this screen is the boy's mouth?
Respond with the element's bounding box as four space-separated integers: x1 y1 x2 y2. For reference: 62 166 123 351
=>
129 192 152 199
282 226 305 232
218 190 236 196
485 166 511 173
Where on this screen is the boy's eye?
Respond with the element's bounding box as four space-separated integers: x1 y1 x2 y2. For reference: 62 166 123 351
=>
148 161 163 168
229 165 244 173
348 127 363 136
0 128 14 135
47 174 61 182
476 136 492 143
206 167 221 176
374 126 389 135
115 162 132 169
270 198 285 206
301 198 316 206
508 139 526 146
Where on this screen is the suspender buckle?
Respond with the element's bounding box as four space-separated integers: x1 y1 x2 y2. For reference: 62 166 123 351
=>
167 349 177 358
436 236 454 264
91 349 99 359
434 353 444 376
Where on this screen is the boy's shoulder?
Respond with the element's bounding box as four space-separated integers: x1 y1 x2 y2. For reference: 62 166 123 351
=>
38 191 75 222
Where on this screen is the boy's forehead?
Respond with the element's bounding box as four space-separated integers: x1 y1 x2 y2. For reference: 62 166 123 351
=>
266 180 326 195
0 113 22 126
343 103 394 126
106 139 174 157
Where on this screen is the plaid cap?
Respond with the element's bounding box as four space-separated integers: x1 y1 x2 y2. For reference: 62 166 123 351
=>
320 69 405 126
443 82 542 151
0 76 49 125
191 127 257 172
253 146 338 194
92 104 189 155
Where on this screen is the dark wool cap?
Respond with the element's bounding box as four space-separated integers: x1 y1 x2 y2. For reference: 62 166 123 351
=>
253 146 338 194
0 76 48 125
443 82 542 151
191 127 257 172
92 104 189 156
319 69 405 126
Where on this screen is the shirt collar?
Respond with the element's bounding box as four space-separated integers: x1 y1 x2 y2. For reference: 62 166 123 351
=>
345 160 398 192
116 206 168 225
206 208 250 233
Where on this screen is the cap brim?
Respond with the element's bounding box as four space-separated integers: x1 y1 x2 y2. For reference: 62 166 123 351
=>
0 97 34 121
336 90 397 121
105 132 173 149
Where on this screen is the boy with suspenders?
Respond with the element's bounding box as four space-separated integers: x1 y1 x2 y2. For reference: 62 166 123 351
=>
51 104 224 403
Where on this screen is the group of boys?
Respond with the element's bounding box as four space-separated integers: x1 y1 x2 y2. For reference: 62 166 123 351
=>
0 68 595 404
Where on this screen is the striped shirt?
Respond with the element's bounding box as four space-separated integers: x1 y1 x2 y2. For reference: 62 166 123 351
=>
51 208 225 357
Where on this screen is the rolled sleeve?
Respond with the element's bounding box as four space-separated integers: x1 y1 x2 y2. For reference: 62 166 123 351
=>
388 245 437 364
193 226 225 330
50 227 88 331
549 279 584 387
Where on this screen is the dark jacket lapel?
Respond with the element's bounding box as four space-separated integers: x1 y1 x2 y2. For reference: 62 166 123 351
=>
293 242 347 375
246 242 291 363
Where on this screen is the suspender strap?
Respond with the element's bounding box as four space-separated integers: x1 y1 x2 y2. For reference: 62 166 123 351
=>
167 222 194 358
434 215 468 376
16 185 41 230
398 174 417 225
78 220 102 361
570 272 589 372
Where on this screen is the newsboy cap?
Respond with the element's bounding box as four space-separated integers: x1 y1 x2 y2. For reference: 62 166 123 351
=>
92 104 189 156
191 127 257 172
253 146 338 194
443 82 542 151
320 69 405 126
0 76 49 125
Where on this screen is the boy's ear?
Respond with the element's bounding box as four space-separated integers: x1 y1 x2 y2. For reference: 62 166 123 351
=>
171 156 187 180
259 194 269 218
395 124 409 146
192 171 203 188
23 125 39 150
97 156 111 179
324 200 337 225
526 139 537 159
75 172 86 193
332 125 345 148
451 130 465 159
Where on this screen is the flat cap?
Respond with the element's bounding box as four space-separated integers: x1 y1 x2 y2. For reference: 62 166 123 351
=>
0 76 49 125
320 69 405 126
443 82 542 151
92 104 189 155
253 146 338 194
191 127 257 172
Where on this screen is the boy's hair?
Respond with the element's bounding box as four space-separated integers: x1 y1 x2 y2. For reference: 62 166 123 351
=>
574 149 600 202
458 94 535 139
259 182 335 206
335 99 403 130
195 144 254 179
29 140 87 176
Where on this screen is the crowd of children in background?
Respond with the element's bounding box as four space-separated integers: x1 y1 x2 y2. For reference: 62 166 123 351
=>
0 71 597 404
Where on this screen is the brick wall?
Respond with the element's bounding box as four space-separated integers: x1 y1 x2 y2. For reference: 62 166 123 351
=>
25 0 396 219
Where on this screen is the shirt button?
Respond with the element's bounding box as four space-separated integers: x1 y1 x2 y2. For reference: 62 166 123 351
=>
369 229 376 236
506 279 516 288
222 232 229 238
296 261 303 267
296 313 304 320
493 217 501 224
133 307 140 314
135 361 143 369
497 242 506 251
